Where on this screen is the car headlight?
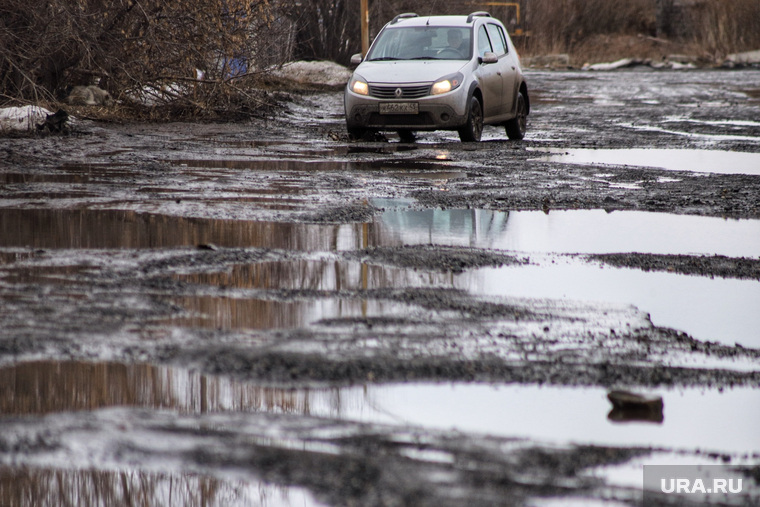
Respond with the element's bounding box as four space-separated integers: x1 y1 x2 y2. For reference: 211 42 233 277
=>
350 75 369 96
431 73 464 95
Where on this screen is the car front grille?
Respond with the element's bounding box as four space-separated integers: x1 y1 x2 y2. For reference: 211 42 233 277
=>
369 85 431 99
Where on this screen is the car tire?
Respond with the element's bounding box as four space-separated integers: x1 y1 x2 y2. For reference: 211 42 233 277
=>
505 91 527 140
458 96 483 142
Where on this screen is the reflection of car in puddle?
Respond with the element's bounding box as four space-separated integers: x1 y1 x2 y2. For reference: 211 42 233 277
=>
372 198 510 248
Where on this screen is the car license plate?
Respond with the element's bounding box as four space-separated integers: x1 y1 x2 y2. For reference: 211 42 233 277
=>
379 102 418 115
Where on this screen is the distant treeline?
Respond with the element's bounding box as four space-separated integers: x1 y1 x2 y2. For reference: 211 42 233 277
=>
521 0 760 58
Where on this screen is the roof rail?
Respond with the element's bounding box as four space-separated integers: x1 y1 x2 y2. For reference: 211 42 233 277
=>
466 11 491 23
391 13 419 24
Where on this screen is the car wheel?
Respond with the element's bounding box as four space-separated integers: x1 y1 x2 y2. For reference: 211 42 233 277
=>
505 92 527 140
458 96 483 142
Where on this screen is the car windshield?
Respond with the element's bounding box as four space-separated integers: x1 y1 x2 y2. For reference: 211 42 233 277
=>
367 26 471 61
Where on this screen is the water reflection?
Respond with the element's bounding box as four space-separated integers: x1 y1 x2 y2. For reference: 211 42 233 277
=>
0 361 334 415
0 209 365 251
177 260 452 291
175 253 758 344
171 158 450 172
373 200 760 257
461 261 760 347
1 265 88 285
316 383 760 455
2 204 756 342
0 466 322 507
3 200 758 257
170 295 408 330
531 148 760 175
2 361 757 456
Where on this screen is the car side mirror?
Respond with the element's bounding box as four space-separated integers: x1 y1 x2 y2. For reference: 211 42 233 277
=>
350 53 364 65
481 52 498 64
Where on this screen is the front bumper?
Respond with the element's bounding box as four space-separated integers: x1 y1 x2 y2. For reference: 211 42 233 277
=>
345 86 468 131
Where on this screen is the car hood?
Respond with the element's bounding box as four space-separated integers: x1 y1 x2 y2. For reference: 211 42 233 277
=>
354 60 468 84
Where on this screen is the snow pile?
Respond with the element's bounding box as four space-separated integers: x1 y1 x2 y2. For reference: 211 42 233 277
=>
725 49 760 67
583 58 637 71
583 57 696 71
272 61 352 88
0 105 54 131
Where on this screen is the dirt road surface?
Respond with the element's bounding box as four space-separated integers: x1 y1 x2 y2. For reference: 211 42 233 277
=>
1 69 760 506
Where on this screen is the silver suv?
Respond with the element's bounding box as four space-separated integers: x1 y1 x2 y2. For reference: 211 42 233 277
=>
344 12 529 142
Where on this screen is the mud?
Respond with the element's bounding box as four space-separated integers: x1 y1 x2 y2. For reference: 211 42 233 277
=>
1 69 759 505
591 253 760 280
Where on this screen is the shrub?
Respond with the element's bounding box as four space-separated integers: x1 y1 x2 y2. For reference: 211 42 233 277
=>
0 0 291 118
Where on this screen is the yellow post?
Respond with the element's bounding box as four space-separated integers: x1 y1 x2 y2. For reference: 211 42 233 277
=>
361 0 370 56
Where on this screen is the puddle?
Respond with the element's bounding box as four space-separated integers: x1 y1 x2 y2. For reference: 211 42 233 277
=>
457 260 760 347
171 260 448 330
374 203 760 345
170 158 453 172
0 265 90 285
7 195 757 256
0 209 368 251
663 117 760 129
172 254 759 344
531 148 760 175
619 124 760 144
0 250 33 265
169 295 409 330
0 361 327 415
2 361 758 456
324 383 760 456
389 171 466 181
177 260 452 291
188 138 419 155
3 204 756 344
0 466 323 507
374 201 760 257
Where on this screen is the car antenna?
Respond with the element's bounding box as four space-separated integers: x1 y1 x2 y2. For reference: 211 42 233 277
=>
426 17 430 25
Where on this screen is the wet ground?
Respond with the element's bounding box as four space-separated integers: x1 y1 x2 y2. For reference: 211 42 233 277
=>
1 69 760 506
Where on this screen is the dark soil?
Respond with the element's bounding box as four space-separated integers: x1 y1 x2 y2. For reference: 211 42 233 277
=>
0 68 759 506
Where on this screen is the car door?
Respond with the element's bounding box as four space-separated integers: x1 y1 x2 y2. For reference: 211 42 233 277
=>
486 23 517 116
474 24 503 119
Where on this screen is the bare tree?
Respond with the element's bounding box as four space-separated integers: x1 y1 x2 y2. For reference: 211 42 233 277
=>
0 0 291 117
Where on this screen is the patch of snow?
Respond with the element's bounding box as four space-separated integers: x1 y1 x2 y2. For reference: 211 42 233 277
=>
583 58 696 71
583 58 637 71
726 49 760 66
0 105 53 131
273 60 352 88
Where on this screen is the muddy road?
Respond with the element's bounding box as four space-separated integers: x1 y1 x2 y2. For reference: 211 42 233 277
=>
1 69 760 505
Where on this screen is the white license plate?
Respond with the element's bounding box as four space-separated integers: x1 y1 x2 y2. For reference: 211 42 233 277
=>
379 102 419 115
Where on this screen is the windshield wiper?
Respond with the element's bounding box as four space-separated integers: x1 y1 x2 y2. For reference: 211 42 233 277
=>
409 56 441 60
368 57 402 61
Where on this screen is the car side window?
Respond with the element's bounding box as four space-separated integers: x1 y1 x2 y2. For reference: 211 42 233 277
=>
486 24 507 55
477 25 492 58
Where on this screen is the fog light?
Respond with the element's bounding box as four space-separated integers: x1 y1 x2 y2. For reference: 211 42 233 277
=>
441 113 450 122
